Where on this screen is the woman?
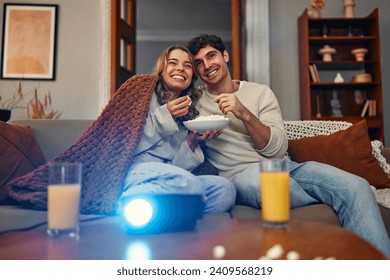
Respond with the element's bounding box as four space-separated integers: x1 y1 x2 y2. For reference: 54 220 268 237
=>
7 45 235 215
120 45 235 213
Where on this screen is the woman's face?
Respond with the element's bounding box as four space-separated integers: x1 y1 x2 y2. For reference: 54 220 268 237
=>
161 49 193 99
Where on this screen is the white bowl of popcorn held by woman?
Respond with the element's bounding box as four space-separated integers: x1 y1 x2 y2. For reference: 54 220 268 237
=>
183 115 230 134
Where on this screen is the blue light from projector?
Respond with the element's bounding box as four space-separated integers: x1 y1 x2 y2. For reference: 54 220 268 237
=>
119 194 204 234
126 241 151 260
124 198 153 227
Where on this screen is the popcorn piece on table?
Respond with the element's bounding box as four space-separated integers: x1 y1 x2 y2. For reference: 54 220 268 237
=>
264 244 284 259
212 245 226 259
286 251 300 260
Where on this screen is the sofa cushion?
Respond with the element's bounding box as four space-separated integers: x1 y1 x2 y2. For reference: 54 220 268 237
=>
284 120 352 140
379 205 390 237
372 141 390 178
0 122 45 203
380 147 390 164
288 120 390 189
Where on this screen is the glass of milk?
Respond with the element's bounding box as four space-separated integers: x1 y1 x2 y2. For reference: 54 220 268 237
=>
47 162 82 239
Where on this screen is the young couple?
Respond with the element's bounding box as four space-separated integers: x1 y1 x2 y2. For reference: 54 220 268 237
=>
124 35 389 257
8 34 389 257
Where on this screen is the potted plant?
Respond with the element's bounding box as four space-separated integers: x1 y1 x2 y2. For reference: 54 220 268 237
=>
0 81 25 122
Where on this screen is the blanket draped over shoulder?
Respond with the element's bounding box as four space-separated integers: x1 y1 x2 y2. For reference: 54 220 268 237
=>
7 74 159 215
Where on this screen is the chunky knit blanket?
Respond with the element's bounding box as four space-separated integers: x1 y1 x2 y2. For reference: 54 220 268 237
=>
7 74 159 215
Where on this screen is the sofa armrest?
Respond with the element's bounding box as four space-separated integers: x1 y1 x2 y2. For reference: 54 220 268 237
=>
381 148 390 164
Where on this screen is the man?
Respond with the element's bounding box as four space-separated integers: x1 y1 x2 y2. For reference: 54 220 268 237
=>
187 34 390 257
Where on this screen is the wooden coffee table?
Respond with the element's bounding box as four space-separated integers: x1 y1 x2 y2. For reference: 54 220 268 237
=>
0 217 386 260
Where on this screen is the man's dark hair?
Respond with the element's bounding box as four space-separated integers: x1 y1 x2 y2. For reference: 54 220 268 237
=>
187 34 227 56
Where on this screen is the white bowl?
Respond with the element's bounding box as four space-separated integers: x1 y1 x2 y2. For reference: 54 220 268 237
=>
183 119 230 133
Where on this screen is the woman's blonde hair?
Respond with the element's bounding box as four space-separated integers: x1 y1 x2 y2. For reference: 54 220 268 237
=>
153 45 200 120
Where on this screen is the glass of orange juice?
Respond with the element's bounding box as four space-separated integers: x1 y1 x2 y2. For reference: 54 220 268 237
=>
259 159 290 228
47 162 82 239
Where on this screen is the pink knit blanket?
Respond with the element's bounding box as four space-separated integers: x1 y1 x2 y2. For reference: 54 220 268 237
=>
7 74 159 214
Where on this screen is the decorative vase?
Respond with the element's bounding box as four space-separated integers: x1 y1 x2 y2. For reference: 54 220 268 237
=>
318 45 336 62
0 109 11 122
309 8 321 18
344 0 355 18
351 48 368 62
334 73 344 83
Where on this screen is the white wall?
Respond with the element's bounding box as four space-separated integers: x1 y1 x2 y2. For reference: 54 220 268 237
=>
2 0 389 143
0 0 105 120
136 0 232 75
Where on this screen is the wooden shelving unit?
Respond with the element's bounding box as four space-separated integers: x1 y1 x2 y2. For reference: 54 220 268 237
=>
298 8 384 142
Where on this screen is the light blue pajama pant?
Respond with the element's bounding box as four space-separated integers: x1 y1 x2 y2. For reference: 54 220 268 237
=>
121 162 236 214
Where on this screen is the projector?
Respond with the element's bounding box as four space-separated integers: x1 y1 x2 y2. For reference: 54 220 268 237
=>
118 194 204 234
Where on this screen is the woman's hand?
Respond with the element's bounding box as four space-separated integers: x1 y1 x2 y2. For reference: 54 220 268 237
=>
167 96 191 118
186 130 223 151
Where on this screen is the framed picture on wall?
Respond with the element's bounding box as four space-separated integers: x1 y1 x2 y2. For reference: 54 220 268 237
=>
1 3 58 80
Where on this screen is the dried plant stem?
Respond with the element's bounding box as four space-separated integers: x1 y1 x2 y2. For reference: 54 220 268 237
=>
26 88 62 119
0 80 27 110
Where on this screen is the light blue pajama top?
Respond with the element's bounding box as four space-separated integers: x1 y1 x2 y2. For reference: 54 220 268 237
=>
130 93 204 171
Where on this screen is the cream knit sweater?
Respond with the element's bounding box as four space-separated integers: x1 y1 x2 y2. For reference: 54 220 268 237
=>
197 80 288 180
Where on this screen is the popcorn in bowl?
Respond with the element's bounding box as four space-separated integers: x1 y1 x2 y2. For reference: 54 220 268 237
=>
183 115 230 133
187 114 229 122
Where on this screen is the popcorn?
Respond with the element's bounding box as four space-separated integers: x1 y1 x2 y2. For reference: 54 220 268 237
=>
190 115 228 121
212 245 226 259
313 256 336 260
286 251 300 260
257 245 335 260
258 255 271 260
259 245 301 260
265 244 284 259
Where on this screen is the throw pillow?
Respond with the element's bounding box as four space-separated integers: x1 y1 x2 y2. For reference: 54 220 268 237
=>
0 122 46 203
287 119 390 189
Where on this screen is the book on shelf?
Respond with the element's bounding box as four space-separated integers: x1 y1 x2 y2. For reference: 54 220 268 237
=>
360 99 377 117
368 99 377 117
312 64 320 82
309 64 320 83
309 65 317 82
360 100 370 117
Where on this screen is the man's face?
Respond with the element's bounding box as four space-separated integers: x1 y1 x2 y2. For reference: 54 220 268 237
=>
193 45 229 86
